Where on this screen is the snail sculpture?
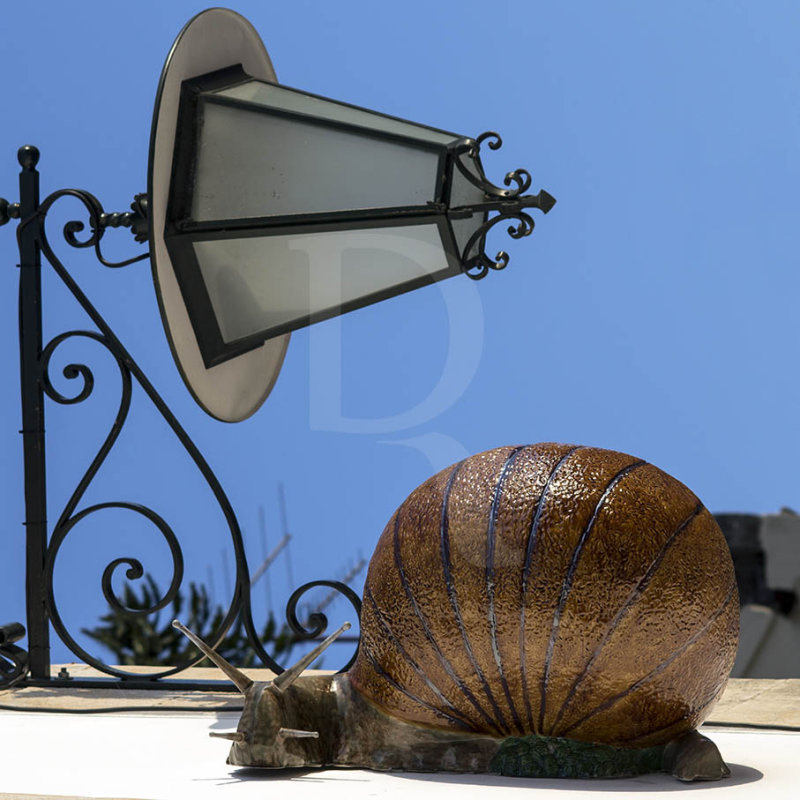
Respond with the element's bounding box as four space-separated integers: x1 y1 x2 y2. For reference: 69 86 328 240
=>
177 443 739 781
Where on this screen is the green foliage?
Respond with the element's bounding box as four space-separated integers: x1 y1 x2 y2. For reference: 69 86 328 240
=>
81 576 295 668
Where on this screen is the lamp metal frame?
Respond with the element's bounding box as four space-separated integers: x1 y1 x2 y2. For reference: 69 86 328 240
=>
163 65 555 368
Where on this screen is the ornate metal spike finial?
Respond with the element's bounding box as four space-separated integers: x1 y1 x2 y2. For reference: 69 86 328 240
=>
450 132 555 280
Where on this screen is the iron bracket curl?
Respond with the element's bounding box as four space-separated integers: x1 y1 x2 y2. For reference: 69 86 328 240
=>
57 189 150 267
4 146 361 684
286 581 362 672
3 187 148 246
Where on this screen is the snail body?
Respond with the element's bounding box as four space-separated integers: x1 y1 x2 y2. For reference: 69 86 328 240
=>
177 443 739 781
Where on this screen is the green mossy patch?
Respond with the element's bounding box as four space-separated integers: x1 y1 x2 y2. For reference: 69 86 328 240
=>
490 734 664 779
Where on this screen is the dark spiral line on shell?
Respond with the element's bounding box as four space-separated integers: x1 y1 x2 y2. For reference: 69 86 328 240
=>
363 584 475 730
392 490 504 735
559 582 737 737
550 500 706 735
617 685 723 746
539 459 647 734
357 641 474 731
486 445 527 735
519 445 583 732
440 461 512 734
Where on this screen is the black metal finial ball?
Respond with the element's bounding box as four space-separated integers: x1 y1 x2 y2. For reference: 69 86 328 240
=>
17 145 40 170
0 197 21 226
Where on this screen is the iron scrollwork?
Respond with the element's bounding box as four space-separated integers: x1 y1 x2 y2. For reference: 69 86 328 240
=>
0 623 29 688
451 131 556 280
3 147 361 687
286 581 363 672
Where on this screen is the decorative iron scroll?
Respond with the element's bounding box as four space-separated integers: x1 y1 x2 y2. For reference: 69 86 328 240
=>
1 153 361 687
0 623 29 688
286 581 363 672
451 132 556 281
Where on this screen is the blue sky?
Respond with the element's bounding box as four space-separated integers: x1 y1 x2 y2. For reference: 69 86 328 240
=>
1 1 799 668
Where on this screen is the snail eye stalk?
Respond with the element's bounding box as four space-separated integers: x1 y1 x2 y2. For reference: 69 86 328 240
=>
210 731 247 743
278 728 320 740
270 621 351 692
172 619 254 695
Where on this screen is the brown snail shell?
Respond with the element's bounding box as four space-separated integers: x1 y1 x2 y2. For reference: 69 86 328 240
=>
350 443 739 748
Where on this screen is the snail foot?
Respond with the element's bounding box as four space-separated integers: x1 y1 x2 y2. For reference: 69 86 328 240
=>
661 731 731 782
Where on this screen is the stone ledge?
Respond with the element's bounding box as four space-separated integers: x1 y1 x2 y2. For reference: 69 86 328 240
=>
2 671 798 727
706 679 800 727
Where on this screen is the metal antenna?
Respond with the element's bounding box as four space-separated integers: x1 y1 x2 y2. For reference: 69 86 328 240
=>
251 532 290 588
206 565 216 606
257 504 272 613
221 548 232 600
172 620 253 695
308 557 367 620
278 483 295 589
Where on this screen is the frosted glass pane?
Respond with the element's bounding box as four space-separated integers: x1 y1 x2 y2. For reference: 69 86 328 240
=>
450 214 485 258
217 80 459 147
449 161 486 209
193 102 442 221
195 224 451 343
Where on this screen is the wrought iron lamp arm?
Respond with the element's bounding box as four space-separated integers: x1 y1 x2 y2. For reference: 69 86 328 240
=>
1 145 361 689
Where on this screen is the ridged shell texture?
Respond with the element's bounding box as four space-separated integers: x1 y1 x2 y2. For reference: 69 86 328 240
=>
350 444 739 747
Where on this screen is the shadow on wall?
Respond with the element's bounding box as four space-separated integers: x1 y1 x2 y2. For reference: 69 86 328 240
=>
715 510 800 678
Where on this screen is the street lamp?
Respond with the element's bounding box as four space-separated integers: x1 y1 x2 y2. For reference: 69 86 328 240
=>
0 8 553 688
165 67 554 371
150 8 554 420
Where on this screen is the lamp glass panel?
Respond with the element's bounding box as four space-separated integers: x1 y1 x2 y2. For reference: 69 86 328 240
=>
216 80 459 147
192 100 443 222
449 215 486 259
449 160 486 209
194 224 452 343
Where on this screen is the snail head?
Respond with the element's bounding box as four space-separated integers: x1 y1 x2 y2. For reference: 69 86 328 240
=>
172 619 350 767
